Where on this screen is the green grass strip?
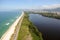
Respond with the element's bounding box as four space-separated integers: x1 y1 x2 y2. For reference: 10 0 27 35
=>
17 13 43 40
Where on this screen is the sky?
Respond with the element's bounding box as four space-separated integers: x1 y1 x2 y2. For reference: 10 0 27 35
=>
0 0 60 10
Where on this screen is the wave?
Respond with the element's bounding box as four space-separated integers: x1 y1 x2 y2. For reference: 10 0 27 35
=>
11 19 14 22
16 16 19 18
5 23 10 26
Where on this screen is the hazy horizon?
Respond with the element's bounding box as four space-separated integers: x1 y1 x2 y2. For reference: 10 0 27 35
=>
0 0 60 10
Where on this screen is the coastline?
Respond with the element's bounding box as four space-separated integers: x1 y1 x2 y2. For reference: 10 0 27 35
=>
0 11 24 40
10 12 24 40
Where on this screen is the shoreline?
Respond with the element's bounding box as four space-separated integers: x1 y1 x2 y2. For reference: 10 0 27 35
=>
17 13 43 40
0 11 24 40
10 12 24 40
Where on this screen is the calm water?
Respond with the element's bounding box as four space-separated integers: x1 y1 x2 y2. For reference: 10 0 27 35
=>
29 14 60 40
0 10 22 38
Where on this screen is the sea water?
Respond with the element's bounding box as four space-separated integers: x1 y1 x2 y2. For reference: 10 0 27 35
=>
0 10 22 38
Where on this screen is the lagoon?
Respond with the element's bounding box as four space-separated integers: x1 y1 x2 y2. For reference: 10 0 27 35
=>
29 13 60 40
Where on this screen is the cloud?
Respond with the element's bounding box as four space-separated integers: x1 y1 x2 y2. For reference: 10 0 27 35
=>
31 4 60 9
41 4 60 9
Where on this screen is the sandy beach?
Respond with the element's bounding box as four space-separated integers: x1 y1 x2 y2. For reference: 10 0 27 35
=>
0 11 24 40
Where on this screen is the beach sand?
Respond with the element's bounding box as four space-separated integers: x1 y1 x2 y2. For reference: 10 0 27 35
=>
0 11 24 40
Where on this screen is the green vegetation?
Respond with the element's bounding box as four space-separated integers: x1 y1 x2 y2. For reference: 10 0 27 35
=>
29 21 43 40
40 13 60 19
17 13 43 40
29 11 60 19
27 11 60 19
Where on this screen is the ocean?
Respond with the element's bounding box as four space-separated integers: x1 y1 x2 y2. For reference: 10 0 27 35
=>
0 10 22 38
